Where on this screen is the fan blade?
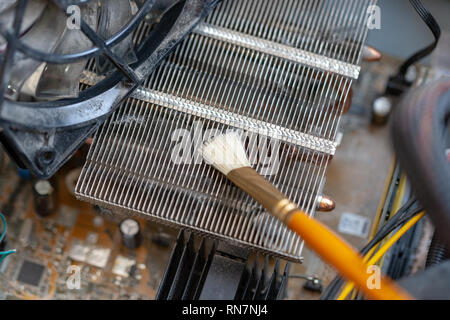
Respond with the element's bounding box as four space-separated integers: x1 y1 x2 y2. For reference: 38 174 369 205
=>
95 0 137 75
0 0 47 49
5 2 66 100
33 1 99 100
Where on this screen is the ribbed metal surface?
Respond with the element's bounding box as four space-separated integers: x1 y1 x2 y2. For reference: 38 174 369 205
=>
76 0 375 261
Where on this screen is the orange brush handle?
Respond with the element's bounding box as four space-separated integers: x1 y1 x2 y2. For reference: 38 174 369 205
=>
287 211 413 300
226 167 412 300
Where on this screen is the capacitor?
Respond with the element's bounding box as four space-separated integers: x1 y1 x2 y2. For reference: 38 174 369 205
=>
371 96 392 126
119 218 142 249
32 179 55 217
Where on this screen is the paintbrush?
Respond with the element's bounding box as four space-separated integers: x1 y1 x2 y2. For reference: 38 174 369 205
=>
201 131 412 300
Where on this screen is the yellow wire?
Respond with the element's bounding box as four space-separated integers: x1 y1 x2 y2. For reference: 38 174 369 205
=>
368 158 396 239
347 173 407 299
364 175 408 263
337 211 426 300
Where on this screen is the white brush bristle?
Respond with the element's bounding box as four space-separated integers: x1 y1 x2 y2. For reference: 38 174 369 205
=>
201 131 251 175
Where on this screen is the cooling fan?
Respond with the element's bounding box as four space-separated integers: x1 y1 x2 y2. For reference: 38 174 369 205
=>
0 0 219 178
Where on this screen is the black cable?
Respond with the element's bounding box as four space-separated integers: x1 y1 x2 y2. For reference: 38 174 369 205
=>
321 205 424 299
393 79 450 246
361 200 421 256
385 215 423 280
322 0 443 300
426 233 449 267
397 0 441 82
320 199 424 300
386 0 441 96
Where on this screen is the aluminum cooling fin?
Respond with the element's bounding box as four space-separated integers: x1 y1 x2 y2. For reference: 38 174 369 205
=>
76 0 376 261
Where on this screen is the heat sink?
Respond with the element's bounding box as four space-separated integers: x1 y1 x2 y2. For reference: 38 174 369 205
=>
76 0 376 261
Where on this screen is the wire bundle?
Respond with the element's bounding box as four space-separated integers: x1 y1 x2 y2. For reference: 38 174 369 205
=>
396 0 441 82
337 211 425 299
321 198 424 300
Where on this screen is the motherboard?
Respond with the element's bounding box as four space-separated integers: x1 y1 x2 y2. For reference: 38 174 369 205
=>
0 149 178 299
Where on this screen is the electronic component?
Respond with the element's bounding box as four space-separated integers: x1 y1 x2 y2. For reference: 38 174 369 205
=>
32 179 55 217
68 240 89 263
303 277 323 293
86 247 111 269
112 255 136 278
16 260 46 287
119 219 142 250
371 96 393 126
68 240 111 269
18 219 33 245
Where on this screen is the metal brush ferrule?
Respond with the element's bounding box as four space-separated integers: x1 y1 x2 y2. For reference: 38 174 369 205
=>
227 167 299 223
